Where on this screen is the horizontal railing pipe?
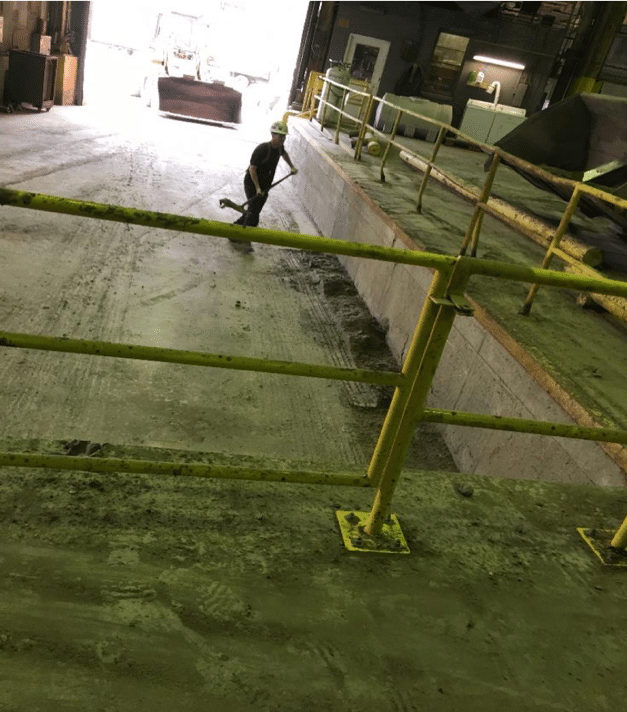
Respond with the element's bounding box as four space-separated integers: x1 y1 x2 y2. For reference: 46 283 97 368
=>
0 188 457 271
457 256 627 298
423 409 627 445
0 452 373 487
2 189 626 298
0 331 404 386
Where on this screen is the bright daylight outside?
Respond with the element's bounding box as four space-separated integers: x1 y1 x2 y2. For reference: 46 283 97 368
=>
83 0 309 124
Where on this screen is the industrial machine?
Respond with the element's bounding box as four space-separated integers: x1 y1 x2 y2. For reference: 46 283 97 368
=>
494 93 627 229
140 11 242 124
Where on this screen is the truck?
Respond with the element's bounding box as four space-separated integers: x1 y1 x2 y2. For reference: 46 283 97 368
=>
140 10 242 125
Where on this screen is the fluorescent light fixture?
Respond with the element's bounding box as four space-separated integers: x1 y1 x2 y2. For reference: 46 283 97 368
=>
473 55 525 70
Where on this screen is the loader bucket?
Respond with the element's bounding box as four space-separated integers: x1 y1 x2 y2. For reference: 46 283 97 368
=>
494 93 627 228
157 76 242 124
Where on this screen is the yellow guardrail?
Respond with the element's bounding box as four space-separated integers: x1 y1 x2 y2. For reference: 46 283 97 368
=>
2 184 627 554
313 75 627 323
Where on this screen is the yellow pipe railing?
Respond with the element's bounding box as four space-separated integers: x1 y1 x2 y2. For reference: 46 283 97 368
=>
0 331 404 387
423 408 627 444
0 452 372 487
315 75 627 321
4 179 627 550
0 187 454 269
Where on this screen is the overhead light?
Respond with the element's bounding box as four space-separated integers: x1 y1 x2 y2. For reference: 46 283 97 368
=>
473 55 525 70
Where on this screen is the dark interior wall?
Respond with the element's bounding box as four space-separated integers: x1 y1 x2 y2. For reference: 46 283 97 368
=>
326 3 497 94
323 2 565 124
325 2 431 96
477 21 563 113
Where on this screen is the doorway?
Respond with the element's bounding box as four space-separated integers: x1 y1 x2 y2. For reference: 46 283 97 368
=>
82 0 309 120
343 34 390 96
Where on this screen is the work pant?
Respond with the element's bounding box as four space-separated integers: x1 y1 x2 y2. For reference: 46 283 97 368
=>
233 175 269 228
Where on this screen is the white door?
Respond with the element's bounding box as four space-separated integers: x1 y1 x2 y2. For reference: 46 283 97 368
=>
343 34 390 96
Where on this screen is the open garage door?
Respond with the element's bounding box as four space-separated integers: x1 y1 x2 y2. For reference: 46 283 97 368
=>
83 0 308 124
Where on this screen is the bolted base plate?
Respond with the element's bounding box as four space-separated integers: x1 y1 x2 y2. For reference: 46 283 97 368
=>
577 527 627 567
336 510 410 554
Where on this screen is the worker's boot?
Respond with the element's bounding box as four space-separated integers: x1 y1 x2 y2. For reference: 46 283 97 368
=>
228 237 253 253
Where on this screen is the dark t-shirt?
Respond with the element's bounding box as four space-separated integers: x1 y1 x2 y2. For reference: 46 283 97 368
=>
247 141 284 189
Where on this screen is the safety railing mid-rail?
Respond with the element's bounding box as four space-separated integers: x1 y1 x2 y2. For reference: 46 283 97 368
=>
2 185 627 555
310 75 627 325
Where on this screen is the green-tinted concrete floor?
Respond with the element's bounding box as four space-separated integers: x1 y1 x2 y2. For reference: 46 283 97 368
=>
2 103 627 711
1 441 626 711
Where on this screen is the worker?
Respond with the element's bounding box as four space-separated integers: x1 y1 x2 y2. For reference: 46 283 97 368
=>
230 120 298 252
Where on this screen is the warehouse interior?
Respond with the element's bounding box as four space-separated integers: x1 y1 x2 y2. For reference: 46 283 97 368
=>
2 2 627 710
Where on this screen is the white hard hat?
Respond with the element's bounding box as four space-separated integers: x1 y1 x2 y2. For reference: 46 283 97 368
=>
270 120 288 135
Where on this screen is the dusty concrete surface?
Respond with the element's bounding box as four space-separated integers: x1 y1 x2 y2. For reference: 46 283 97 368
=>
3 101 627 711
0 100 452 472
2 440 627 711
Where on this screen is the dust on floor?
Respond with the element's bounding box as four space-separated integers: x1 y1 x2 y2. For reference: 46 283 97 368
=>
1 441 627 711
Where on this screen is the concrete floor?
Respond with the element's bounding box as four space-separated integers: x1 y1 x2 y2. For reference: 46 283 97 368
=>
0 100 455 471
2 100 627 711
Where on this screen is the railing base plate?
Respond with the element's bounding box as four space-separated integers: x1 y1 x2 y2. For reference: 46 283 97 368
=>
336 510 410 554
577 527 627 567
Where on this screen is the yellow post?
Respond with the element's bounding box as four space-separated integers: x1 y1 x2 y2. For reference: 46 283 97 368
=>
379 108 403 182
319 77 329 132
354 94 374 161
610 515 627 549
364 265 471 537
521 187 582 315
460 153 500 257
334 87 348 144
366 265 455 488
416 126 446 214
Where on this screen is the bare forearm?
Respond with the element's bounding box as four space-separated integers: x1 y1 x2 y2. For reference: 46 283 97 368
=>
248 165 262 192
282 151 298 173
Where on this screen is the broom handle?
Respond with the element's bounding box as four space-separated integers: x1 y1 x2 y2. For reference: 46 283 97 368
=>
241 172 293 209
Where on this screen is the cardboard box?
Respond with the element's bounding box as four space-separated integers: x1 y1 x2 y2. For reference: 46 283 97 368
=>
30 34 52 55
54 54 78 105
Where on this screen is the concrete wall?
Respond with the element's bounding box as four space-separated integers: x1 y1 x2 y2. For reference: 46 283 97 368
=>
288 119 626 487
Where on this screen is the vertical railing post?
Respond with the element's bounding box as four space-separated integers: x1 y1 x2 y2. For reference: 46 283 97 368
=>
334 86 348 144
365 266 454 487
354 94 374 161
520 187 582 315
416 126 446 214
379 108 403 182
319 78 329 132
458 152 501 257
611 515 627 549
363 263 471 537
